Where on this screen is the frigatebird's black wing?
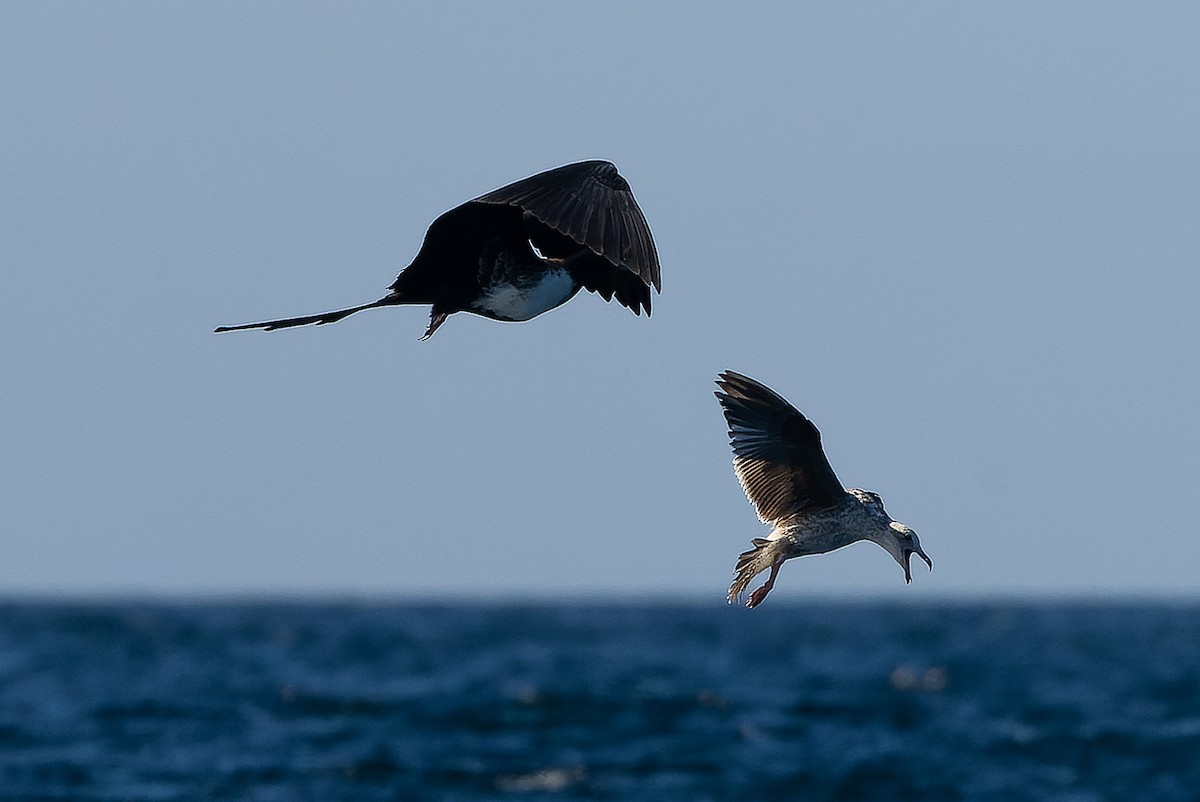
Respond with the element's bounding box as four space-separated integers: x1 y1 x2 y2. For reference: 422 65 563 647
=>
473 160 660 313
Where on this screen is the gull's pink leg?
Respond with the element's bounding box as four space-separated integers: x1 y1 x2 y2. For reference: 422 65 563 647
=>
746 558 782 608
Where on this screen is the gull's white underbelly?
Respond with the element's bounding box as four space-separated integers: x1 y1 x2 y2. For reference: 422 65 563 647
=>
472 267 577 321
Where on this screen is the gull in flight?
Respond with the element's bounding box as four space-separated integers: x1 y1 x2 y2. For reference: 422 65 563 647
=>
715 371 931 608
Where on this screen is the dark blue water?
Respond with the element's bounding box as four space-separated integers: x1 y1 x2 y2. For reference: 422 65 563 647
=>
0 601 1197 801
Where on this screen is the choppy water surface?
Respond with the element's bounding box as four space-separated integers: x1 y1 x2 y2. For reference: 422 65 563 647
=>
0 601 1197 801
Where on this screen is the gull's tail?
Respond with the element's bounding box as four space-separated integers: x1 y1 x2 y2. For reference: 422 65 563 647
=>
214 295 402 333
727 537 785 605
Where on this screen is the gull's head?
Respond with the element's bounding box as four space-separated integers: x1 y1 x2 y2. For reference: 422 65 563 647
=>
852 489 932 583
884 521 932 583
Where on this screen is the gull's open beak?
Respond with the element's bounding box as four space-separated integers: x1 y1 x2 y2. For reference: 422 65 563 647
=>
902 547 933 584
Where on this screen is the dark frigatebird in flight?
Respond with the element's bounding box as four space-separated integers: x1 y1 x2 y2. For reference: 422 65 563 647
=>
215 160 660 339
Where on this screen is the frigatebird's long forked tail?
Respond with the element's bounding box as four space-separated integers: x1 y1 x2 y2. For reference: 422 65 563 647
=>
213 296 405 333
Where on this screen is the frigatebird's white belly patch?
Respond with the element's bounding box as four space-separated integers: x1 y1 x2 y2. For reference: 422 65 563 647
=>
472 267 577 321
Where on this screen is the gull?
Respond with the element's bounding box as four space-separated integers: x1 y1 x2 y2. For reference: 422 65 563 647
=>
215 160 659 339
714 371 931 608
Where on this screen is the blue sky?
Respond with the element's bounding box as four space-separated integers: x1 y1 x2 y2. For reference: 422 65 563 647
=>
2 3 1197 600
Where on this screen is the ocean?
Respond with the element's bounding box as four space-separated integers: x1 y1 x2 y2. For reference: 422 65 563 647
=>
0 601 1196 801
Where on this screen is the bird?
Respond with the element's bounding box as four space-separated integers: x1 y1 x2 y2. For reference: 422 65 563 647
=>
714 371 931 608
214 160 660 339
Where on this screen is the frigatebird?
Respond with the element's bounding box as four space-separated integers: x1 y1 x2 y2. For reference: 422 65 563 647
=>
215 160 659 339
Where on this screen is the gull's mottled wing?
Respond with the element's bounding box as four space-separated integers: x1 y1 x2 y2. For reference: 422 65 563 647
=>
714 371 848 523
473 159 661 295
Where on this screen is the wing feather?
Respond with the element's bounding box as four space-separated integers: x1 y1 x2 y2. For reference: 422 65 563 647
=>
714 371 848 523
473 160 661 294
